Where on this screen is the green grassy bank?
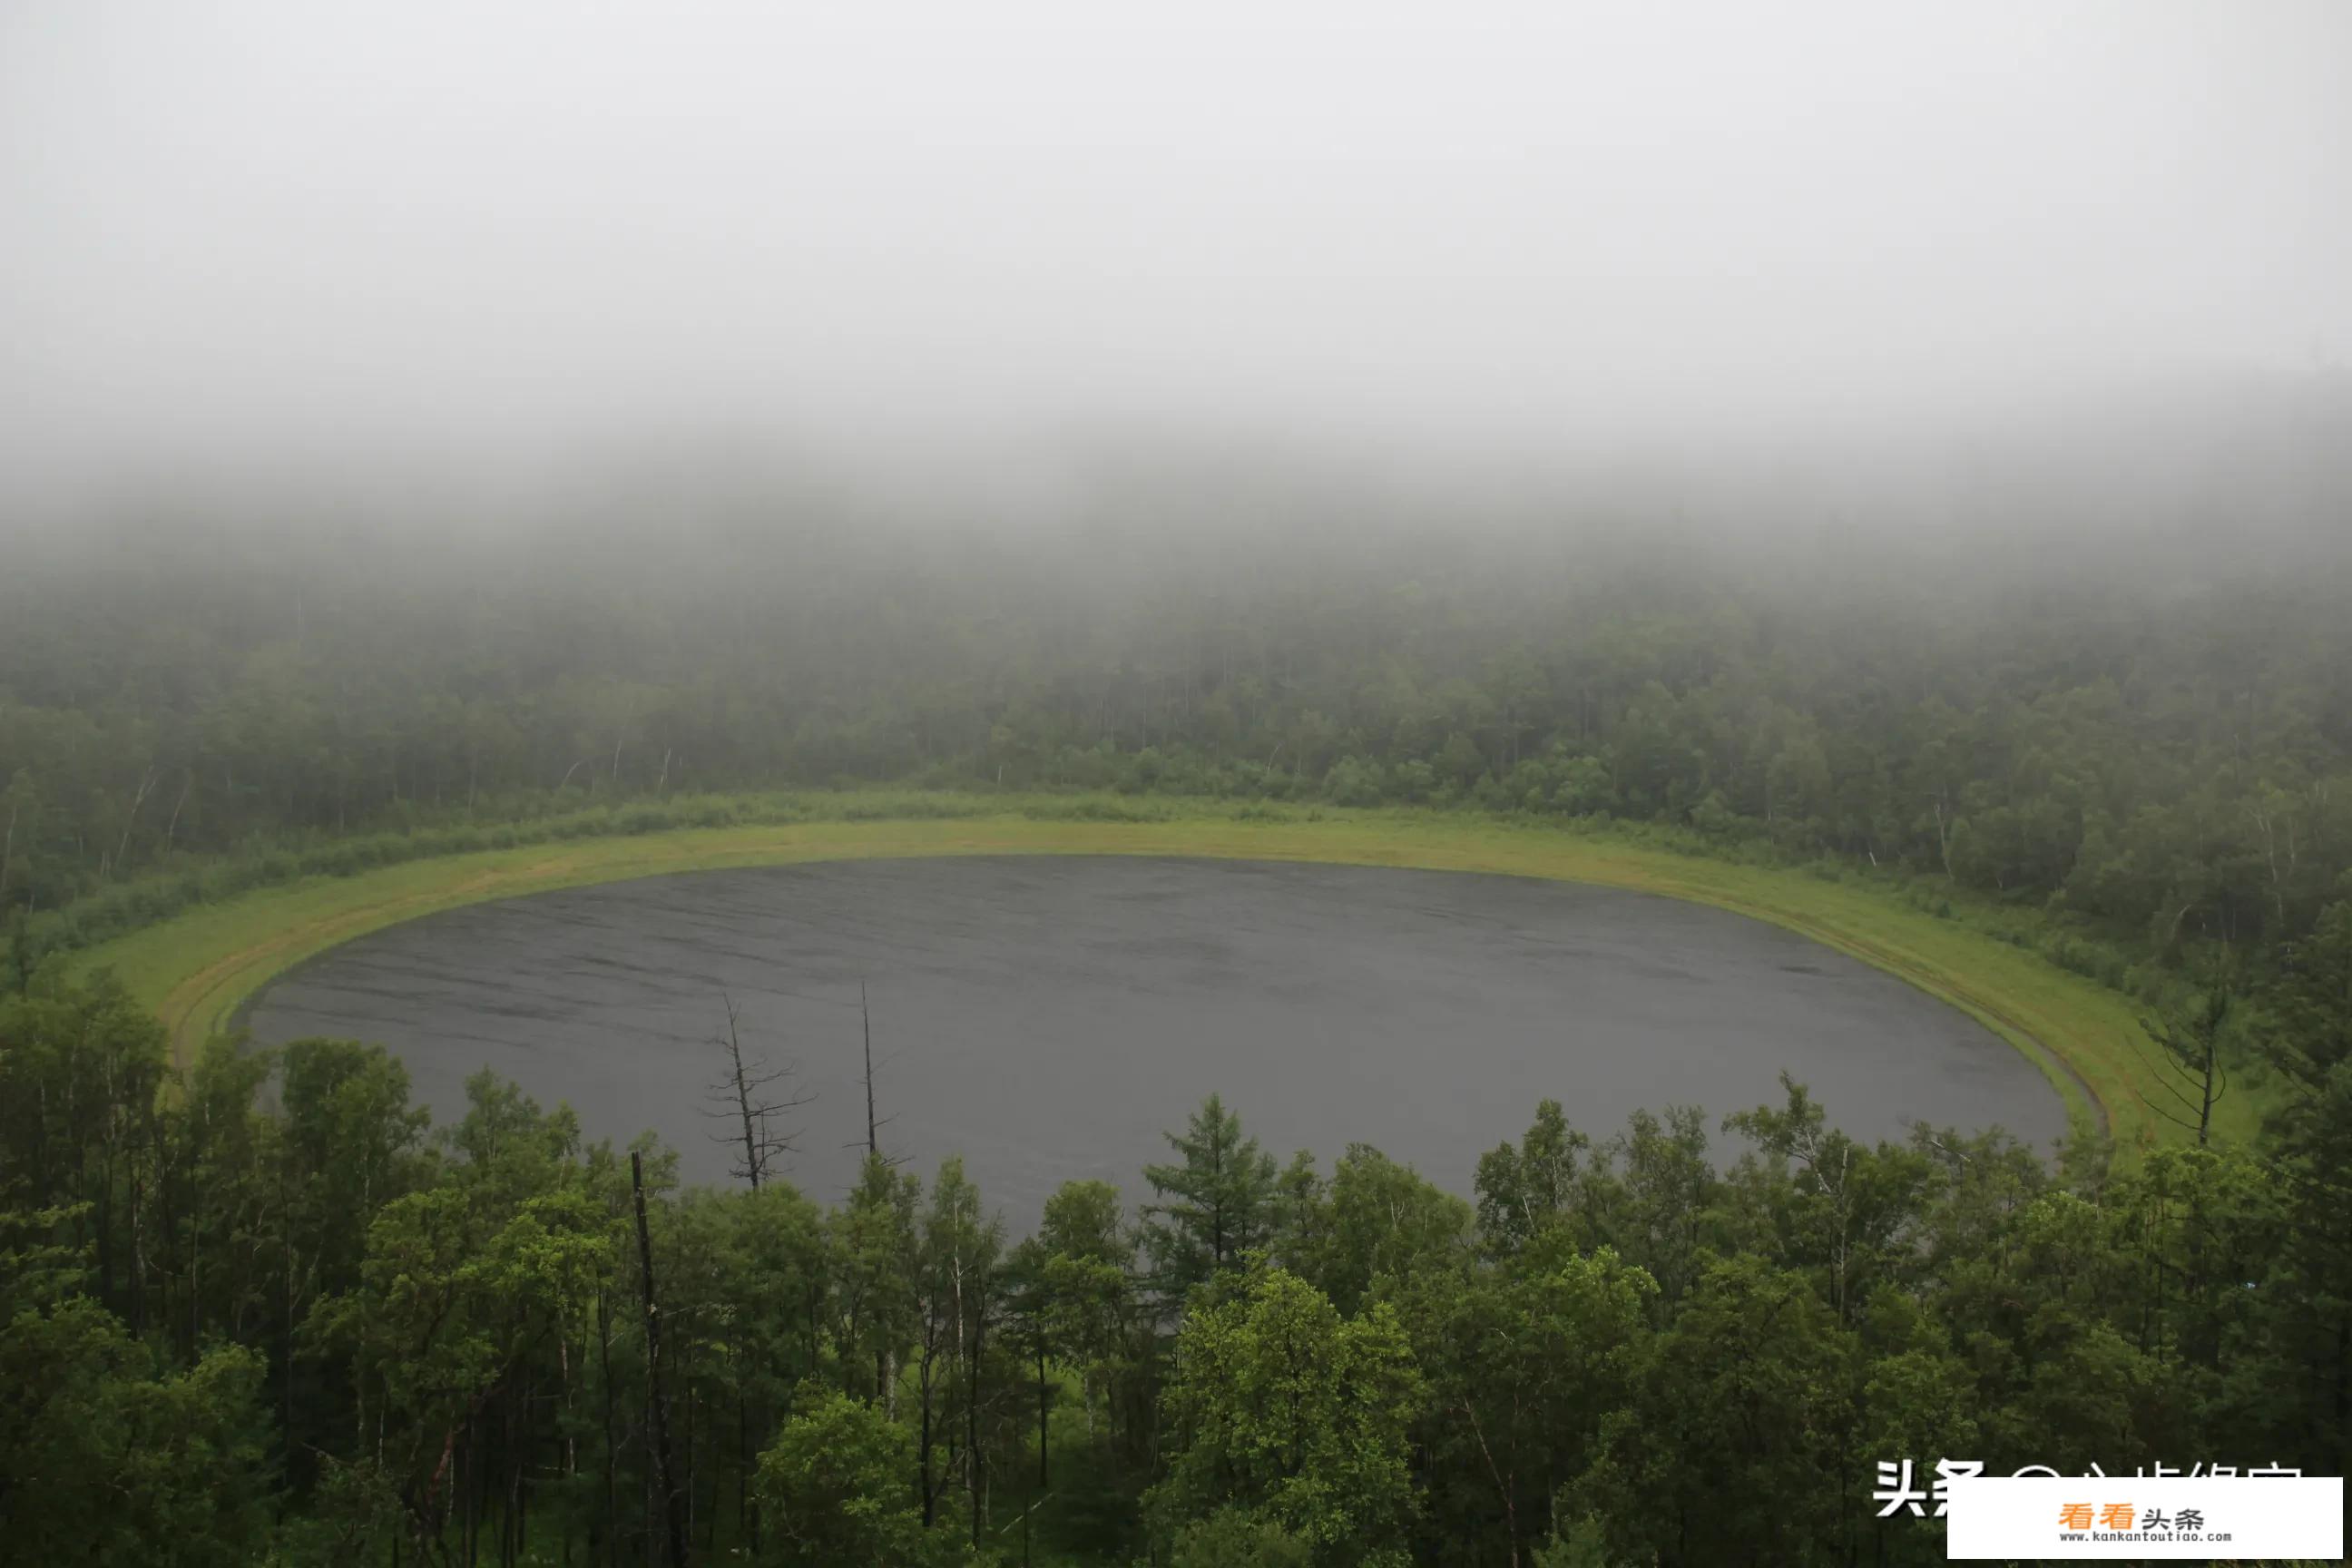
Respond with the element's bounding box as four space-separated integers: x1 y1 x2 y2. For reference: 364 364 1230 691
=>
67 800 2240 1156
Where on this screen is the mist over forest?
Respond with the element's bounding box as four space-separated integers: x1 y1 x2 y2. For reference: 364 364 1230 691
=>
8 375 2352 980
8 4 2352 1565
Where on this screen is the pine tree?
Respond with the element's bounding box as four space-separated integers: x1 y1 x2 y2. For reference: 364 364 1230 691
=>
1142 1095 1279 1307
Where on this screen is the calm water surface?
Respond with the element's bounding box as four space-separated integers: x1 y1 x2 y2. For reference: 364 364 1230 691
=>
240 857 2068 1215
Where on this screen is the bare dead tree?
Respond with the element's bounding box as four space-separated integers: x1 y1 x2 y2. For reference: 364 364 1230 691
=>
2137 971 2236 1147
844 980 906 1168
864 980 879 1157
701 994 815 1191
845 979 910 1420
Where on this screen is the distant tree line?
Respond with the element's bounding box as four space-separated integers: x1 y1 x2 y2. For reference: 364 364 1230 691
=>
4 495 2347 991
5 914 2351 1564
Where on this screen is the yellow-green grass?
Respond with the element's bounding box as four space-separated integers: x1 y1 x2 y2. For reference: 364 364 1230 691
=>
70 807 2240 1157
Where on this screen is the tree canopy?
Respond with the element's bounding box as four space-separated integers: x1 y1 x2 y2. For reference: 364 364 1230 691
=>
6 948 2352 1563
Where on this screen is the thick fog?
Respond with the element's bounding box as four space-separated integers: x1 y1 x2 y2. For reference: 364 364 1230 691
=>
4 0 2348 498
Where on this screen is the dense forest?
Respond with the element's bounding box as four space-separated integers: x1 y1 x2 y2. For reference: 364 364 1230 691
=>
9 0 2349 1557
5 402 2352 1562
6 396 2352 992
5 914 2351 1565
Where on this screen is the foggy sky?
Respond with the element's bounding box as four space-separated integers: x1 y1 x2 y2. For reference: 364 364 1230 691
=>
4 2 2348 479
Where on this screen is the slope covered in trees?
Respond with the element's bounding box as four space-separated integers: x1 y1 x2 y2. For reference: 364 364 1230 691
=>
6 406 2351 997
5 397 2351 1560
5 935 2352 1565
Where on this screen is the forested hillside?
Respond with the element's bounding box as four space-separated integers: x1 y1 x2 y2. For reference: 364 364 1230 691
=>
5 930 2351 1565
6 406 2351 990
11 421 2352 1562
8 0 2350 1558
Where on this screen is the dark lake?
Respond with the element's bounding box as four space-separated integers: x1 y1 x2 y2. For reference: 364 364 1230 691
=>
240 857 2068 1216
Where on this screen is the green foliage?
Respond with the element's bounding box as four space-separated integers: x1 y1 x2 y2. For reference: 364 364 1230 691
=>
0 1298 272 1563
10 523 2350 1014
1533 1514 1641 1568
6 961 2352 1563
834 1152 922 1404
1163 1507 1316 1567
1032 1178 1136 1424
1142 1094 1279 1303
1152 1267 1423 1566
1394 1237 1654 1564
1287 1144 1471 1317
1474 1097 1590 1251
755 1383 927 1567
1576 1255 1853 1564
